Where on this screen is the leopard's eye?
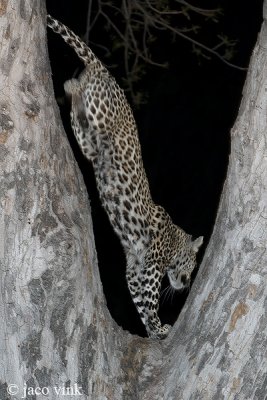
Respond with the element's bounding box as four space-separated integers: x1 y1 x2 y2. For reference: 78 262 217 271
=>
169 263 176 270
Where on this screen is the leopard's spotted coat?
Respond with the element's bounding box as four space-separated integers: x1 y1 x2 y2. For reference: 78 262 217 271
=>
47 15 203 339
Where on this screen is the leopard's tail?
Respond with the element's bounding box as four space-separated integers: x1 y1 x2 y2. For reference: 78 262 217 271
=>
47 14 106 72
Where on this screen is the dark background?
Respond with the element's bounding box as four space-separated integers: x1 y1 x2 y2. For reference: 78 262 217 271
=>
46 1 263 337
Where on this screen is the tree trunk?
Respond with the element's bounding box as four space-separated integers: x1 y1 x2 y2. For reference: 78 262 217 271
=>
0 1 266 399
0 1 119 398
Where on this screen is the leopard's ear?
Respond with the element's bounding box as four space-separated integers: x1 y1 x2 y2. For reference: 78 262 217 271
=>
192 236 203 253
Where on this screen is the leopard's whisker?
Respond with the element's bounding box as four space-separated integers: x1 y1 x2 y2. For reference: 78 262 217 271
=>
161 285 172 304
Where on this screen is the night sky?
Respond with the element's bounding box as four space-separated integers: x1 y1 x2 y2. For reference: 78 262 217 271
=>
46 1 263 336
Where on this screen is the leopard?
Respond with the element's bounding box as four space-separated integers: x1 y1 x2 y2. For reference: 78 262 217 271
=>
47 14 203 339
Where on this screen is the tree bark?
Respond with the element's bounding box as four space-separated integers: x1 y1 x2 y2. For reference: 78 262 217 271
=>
0 1 266 399
0 1 121 399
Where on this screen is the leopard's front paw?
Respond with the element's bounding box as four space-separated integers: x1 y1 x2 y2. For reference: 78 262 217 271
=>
148 324 171 340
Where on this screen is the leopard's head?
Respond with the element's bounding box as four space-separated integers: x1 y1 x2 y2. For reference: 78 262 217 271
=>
167 233 203 290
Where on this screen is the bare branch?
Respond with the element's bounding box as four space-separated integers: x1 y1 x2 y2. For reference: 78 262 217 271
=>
85 0 93 44
175 0 221 18
83 0 246 105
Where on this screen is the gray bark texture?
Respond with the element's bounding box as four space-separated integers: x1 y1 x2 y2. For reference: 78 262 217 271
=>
0 1 266 399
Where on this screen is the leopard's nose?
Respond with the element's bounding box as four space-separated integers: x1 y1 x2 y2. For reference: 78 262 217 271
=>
181 274 189 286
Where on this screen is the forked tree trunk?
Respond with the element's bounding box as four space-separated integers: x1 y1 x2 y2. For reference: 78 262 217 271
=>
0 1 266 399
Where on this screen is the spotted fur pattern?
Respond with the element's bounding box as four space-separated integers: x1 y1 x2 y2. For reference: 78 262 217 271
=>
47 15 203 339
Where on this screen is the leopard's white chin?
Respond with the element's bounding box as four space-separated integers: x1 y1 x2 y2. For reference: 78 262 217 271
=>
167 276 185 291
